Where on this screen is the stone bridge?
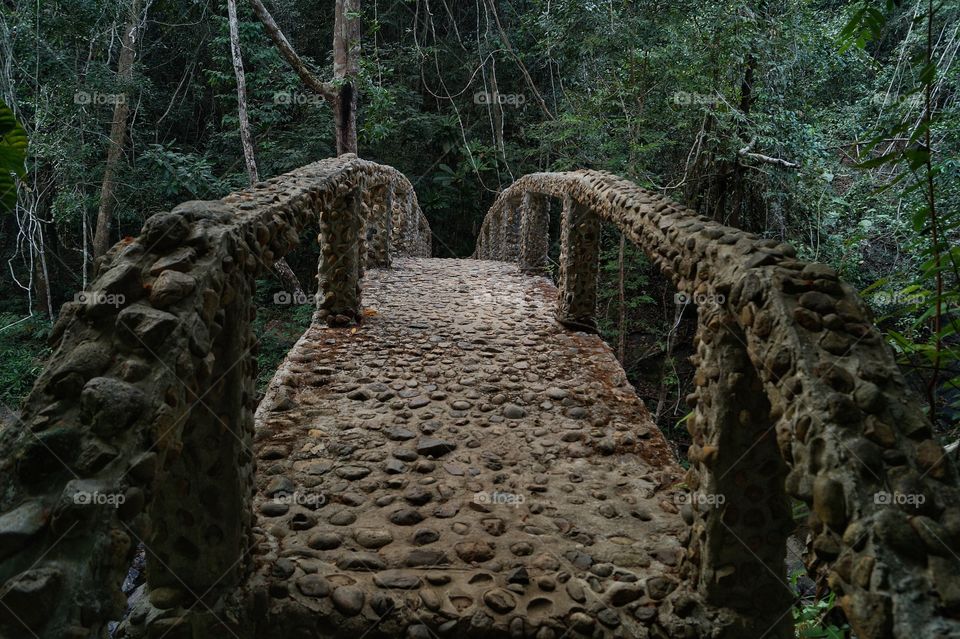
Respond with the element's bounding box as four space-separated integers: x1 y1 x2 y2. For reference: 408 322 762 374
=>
0 156 957 639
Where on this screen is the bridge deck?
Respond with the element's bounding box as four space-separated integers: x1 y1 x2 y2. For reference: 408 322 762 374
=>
247 258 695 638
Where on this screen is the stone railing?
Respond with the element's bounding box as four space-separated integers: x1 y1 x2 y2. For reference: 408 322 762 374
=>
473 170 960 638
0 155 430 639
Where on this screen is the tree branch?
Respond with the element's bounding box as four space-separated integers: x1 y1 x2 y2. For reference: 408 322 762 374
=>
738 137 799 169
247 0 338 103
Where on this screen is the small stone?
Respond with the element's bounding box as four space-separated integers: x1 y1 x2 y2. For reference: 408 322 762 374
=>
606 582 643 606
597 609 620 627
374 571 421 590
404 487 433 505
416 438 456 458
646 576 678 600
296 574 330 597
328 510 357 526
149 587 182 610
483 588 517 613
568 612 594 632
456 540 496 563
307 532 342 550
335 465 371 480
337 552 386 571
503 404 526 419
413 528 440 545
355 529 393 549
386 426 416 441
331 586 365 616
405 549 449 566
260 501 289 517
506 566 529 584
389 508 424 526
0 501 47 559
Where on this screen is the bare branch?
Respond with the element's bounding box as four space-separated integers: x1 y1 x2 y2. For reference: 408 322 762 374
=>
247 0 337 103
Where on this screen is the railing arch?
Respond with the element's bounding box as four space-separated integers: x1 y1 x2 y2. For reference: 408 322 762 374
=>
0 155 430 639
472 169 960 639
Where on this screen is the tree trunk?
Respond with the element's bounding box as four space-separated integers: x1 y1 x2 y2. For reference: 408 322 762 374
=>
333 0 359 155
228 0 259 184
92 0 141 262
248 0 360 156
227 0 302 295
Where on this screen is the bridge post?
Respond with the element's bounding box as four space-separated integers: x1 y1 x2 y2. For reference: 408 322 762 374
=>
144 256 257 613
318 180 364 326
365 182 392 269
490 208 505 261
683 303 793 638
556 194 600 331
477 219 491 259
502 198 521 262
519 191 549 274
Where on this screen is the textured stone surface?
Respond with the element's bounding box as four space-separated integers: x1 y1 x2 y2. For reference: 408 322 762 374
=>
245 258 710 638
0 155 432 639
2 160 958 639
473 168 960 638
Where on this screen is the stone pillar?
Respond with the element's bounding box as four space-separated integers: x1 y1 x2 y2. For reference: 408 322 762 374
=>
146 263 255 602
556 194 600 331
318 181 364 325
490 209 504 261
365 182 393 269
519 191 549 274
683 304 792 638
502 199 521 262
477 221 491 259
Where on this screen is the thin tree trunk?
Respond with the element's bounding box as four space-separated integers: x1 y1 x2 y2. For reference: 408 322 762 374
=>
228 0 259 184
92 0 141 262
227 0 303 296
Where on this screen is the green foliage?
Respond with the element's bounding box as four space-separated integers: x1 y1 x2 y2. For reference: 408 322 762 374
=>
252 280 314 392
840 0 960 425
789 578 849 639
0 313 51 408
0 99 27 212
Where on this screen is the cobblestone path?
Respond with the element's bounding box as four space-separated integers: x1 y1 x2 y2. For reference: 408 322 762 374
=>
247 258 696 638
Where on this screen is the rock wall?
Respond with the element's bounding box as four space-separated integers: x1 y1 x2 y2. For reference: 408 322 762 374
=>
0 155 431 639
473 169 960 638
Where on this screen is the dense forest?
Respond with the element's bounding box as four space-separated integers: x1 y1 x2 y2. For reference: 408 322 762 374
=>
0 1 958 632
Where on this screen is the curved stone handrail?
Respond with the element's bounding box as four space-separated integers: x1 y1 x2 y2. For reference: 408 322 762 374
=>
0 155 430 638
473 170 960 638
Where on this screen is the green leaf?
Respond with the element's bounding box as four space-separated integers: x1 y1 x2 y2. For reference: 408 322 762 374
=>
0 99 28 213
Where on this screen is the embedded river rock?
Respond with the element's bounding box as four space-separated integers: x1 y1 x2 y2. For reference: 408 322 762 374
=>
247 258 715 638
